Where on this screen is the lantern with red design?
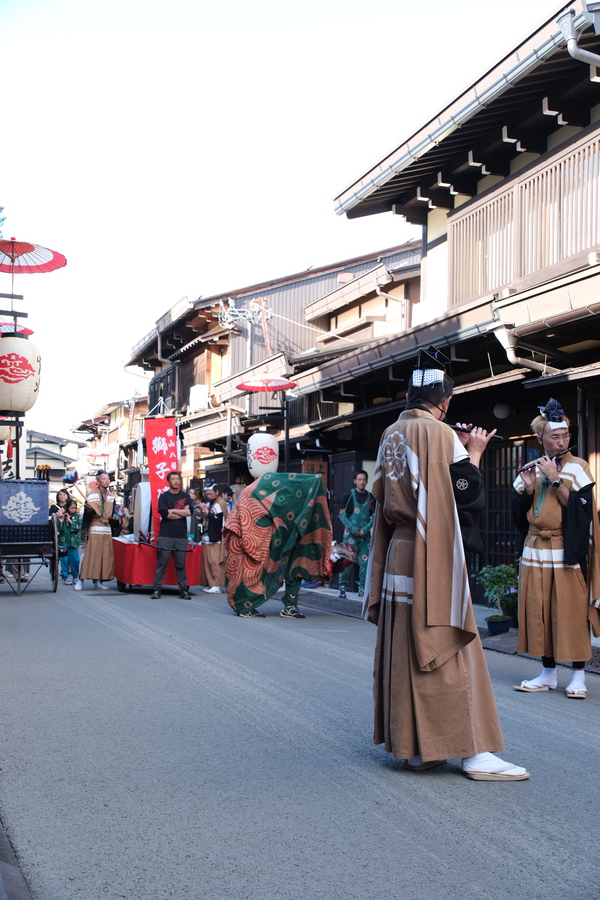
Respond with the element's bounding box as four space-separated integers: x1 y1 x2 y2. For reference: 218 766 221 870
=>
247 431 279 477
0 333 41 413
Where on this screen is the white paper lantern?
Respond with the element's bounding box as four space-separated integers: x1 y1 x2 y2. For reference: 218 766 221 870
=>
0 418 10 442
0 334 41 413
247 431 279 478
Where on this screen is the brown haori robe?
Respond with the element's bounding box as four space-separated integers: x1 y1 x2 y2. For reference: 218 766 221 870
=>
79 487 115 581
513 454 600 661
364 408 504 762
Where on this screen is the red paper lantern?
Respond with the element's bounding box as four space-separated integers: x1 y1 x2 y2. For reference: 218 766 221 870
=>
0 334 41 413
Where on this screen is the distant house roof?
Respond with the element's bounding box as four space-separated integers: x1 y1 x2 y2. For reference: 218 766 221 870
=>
26 430 88 448
303 261 419 322
26 446 75 463
189 242 422 302
94 402 126 417
71 417 110 434
126 241 422 368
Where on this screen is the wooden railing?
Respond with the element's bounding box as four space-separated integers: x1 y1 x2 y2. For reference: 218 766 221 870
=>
448 126 600 306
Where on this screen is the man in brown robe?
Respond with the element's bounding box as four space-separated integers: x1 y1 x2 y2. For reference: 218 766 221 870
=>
512 398 600 698
364 357 529 781
75 471 115 591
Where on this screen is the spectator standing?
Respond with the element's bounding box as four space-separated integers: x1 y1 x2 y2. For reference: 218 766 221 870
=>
199 483 228 594
50 488 71 516
338 471 375 599
187 488 203 543
57 499 82 585
151 472 192 600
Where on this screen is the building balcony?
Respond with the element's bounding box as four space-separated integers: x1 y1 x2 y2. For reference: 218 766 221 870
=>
448 124 600 307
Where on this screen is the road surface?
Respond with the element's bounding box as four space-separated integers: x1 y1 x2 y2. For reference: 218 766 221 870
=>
0 575 598 900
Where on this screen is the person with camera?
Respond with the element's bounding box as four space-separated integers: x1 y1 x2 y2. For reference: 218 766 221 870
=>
57 498 82 585
199 483 228 594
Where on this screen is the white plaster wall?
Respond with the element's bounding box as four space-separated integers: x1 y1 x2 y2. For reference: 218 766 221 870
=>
361 295 387 317
336 306 358 327
547 125 582 150
510 151 540 174
452 192 471 211
477 174 504 193
414 239 448 327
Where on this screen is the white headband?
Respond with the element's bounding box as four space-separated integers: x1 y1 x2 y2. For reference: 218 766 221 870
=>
411 368 445 387
546 419 568 431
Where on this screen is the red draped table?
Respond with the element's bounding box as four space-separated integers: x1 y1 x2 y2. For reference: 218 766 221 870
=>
112 538 202 588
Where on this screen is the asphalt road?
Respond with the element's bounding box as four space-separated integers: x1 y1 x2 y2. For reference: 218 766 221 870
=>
0 574 599 900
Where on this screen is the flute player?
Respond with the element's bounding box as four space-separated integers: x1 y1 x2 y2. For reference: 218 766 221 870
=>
512 398 600 698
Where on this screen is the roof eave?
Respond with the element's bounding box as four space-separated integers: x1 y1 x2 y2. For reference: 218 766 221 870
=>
334 4 588 216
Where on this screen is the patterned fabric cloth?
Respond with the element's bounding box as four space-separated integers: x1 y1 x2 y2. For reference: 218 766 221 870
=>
57 512 82 549
223 473 332 615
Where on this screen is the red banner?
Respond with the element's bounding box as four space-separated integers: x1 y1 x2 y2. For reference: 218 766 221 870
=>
145 417 179 539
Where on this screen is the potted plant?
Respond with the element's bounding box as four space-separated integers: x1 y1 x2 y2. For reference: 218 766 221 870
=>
473 564 519 636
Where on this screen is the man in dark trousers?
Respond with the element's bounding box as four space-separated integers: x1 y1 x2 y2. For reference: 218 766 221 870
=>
338 470 375 599
152 471 192 599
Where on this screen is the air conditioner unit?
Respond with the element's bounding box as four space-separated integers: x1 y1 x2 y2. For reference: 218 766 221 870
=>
188 383 209 413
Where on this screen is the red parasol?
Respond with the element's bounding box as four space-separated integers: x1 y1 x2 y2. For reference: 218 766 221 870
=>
236 371 298 472
236 371 297 392
0 321 33 335
0 238 67 275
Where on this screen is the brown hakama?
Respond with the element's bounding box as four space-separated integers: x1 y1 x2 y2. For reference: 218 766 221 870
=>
79 487 115 582
365 408 504 762
200 540 226 588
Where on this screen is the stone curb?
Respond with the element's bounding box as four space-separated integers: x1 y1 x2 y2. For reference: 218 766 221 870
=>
295 588 600 675
0 821 32 900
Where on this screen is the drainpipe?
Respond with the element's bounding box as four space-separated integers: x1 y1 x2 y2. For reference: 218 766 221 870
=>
577 385 587 458
375 287 404 304
156 329 169 363
375 287 408 330
558 8 600 69
492 326 561 375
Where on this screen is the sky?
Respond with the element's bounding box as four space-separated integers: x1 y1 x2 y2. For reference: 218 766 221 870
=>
0 0 560 437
